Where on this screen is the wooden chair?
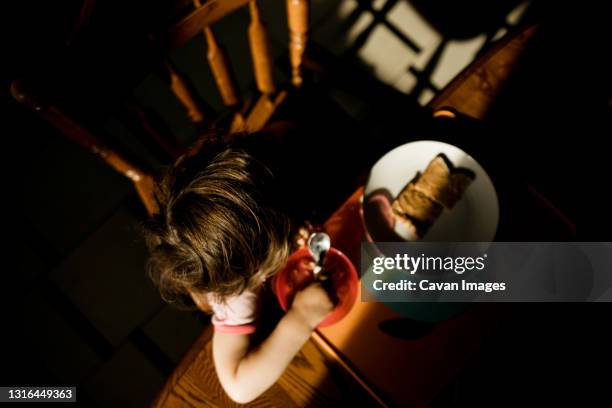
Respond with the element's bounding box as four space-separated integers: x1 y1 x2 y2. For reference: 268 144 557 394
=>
10 0 311 217
10 1 388 405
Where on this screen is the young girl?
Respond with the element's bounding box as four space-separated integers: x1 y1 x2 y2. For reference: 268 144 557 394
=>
143 140 334 403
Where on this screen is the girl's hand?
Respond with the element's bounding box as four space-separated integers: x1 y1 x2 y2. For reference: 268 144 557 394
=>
291 282 334 329
292 221 322 250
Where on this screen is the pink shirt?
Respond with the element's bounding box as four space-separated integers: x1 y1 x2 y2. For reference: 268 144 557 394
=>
206 289 260 334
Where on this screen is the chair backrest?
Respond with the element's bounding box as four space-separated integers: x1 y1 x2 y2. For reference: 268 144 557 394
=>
11 0 311 217
160 0 309 133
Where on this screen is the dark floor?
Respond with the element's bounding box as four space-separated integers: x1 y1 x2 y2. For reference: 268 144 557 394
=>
5 1 611 407
7 136 209 405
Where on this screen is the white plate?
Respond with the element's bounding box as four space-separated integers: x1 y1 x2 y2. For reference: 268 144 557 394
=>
363 140 499 242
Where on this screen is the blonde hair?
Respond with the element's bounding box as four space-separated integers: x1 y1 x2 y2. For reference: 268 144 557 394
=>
143 146 290 309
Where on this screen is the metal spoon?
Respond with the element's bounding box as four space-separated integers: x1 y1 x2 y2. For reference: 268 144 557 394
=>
307 232 331 279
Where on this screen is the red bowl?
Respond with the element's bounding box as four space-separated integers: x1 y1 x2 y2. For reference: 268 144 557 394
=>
274 246 358 328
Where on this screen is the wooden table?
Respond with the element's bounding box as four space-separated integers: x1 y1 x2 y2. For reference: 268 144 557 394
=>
150 323 383 407
151 23 545 408
317 190 498 407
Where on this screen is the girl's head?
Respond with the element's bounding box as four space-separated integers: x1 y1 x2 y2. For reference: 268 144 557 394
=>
143 146 290 309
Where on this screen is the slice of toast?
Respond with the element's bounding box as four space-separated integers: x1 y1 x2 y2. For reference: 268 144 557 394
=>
392 181 442 238
392 182 443 225
390 154 476 240
413 155 475 209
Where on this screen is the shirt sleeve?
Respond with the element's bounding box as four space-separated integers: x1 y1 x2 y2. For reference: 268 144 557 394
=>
206 289 260 334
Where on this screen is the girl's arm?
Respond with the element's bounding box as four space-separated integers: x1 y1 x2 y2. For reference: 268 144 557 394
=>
212 282 333 404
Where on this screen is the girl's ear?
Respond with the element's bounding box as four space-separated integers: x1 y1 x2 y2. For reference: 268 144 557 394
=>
188 289 212 313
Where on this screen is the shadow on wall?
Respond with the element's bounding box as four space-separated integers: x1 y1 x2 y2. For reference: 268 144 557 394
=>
308 0 533 104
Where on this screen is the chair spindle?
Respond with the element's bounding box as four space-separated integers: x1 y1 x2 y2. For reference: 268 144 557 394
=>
193 0 241 107
166 62 205 123
286 0 309 87
248 0 276 95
